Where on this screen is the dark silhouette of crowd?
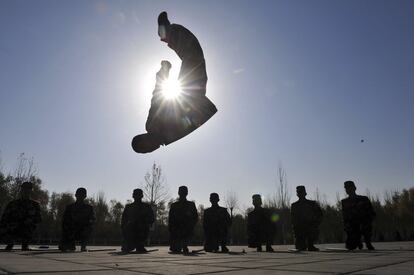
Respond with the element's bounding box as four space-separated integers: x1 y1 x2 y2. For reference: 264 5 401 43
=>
0 180 377 253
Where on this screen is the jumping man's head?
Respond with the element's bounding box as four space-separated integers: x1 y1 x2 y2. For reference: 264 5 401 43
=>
133 188 144 202
178 185 188 200
252 194 262 208
296 185 307 200
158 11 171 42
75 187 87 202
210 193 219 206
344 181 357 197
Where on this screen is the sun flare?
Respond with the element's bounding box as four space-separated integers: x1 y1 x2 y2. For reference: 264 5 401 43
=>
161 78 182 100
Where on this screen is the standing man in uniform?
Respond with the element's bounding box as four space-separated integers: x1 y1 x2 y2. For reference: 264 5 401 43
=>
59 188 95 252
168 186 198 254
0 182 41 251
247 194 276 252
203 193 231 253
291 186 323 251
121 188 155 253
341 181 376 250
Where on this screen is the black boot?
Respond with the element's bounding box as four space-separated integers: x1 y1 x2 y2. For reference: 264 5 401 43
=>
366 242 375 250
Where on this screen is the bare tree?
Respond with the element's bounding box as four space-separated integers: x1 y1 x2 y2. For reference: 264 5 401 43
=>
314 187 328 207
224 190 239 218
141 163 169 245
10 153 38 198
142 163 169 205
0 150 4 173
275 163 290 209
13 153 37 182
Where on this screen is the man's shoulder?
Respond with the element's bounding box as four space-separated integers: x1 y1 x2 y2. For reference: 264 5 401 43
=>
141 202 153 209
306 199 318 205
66 202 76 209
219 206 228 212
291 200 300 207
357 195 369 200
124 203 133 209
341 197 349 203
84 203 94 210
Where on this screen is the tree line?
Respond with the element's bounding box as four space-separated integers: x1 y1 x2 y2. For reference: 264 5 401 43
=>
1 154 413 246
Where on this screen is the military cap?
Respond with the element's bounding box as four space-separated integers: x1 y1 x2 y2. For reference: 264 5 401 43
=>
133 188 143 196
296 185 306 192
344 181 356 188
210 193 219 201
76 187 87 196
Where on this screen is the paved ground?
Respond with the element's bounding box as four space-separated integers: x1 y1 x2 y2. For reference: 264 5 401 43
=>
0 242 413 274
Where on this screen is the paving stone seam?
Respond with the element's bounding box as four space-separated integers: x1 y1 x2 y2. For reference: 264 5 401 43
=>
193 257 350 269
343 259 414 275
4 268 111 274
187 267 246 275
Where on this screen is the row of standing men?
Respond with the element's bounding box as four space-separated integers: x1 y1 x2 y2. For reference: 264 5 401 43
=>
0 181 375 252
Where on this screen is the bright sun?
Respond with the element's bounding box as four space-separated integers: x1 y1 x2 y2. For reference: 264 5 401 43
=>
161 78 182 100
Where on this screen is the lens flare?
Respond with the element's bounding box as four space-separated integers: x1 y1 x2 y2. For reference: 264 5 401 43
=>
161 78 182 100
271 213 280 223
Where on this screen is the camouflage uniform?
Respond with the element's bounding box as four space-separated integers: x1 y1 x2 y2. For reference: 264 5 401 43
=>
341 195 375 250
247 207 276 249
60 202 95 250
168 199 198 252
121 201 155 252
0 199 41 246
291 199 323 250
203 205 231 252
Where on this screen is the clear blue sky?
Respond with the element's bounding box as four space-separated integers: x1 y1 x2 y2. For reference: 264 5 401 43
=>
1 0 413 210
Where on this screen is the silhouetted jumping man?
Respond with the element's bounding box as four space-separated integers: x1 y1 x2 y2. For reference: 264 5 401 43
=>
0 182 41 251
121 188 155 253
168 186 198 254
59 188 95 252
247 194 276 252
203 193 231 253
291 186 322 251
341 181 375 250
132 11 217 153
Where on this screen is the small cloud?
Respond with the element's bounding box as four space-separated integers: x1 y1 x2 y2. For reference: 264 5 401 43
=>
95 1 109 15
115 11 126 24
132 11 141 25
233 68 245 74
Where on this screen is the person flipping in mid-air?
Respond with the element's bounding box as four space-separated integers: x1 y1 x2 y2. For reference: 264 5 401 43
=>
132 12 217 153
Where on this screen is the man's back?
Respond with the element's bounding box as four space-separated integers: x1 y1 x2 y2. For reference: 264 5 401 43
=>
1 199 41 226
64 202 94 227
122 202 154 227
168 24 204 62
204 206 231 232
169 200 198 233
341 195 375 223
291 199 322 227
